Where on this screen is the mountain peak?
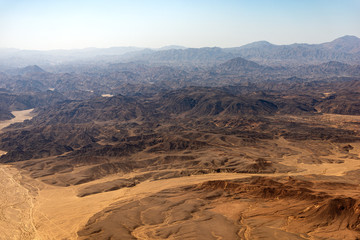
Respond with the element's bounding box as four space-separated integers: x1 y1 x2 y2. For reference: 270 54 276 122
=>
335 35 360 41
322 35 360 54
158 45 187 51
240 41 274 49
218 57 263 72
22 65 45 73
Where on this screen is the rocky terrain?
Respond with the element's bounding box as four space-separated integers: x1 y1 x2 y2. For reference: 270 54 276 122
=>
0 36 359 239
79 176 360 240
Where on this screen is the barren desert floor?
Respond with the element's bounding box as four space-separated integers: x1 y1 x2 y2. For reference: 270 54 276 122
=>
0 111 360 239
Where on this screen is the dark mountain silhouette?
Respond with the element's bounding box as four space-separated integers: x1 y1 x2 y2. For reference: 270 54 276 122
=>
217 57 267 73
5 65 46 75
20 65 45 74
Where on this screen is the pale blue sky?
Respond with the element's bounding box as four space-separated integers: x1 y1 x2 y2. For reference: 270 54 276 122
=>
0 0 359 50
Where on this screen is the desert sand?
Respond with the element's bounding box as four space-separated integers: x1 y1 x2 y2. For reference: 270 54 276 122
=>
0 109 34 131
2 164 360 239
0 110 37 240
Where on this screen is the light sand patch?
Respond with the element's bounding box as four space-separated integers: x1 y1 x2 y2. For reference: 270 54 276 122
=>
0 109 34 131
101 94 114 97
33 172 294 240
210 201 250 221
0 165 39 240
275 137 360 176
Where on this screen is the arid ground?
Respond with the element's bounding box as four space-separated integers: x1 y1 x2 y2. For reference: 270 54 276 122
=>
0 109 360 240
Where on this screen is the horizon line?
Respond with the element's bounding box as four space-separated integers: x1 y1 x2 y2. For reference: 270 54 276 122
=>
0 35 359 52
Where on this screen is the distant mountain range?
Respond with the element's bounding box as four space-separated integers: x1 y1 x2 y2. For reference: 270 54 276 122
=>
0 35 359 99
127 36 360 67
0 36 359 69
227 35 360 66
216 57 360 77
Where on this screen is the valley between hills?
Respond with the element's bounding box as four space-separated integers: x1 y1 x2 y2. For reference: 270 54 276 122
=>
0 36 360 240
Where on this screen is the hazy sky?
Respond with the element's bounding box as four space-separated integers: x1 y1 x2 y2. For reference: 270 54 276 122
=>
0 0 359 50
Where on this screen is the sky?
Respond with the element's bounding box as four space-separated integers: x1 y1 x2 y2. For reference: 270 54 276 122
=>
0 0 359 50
